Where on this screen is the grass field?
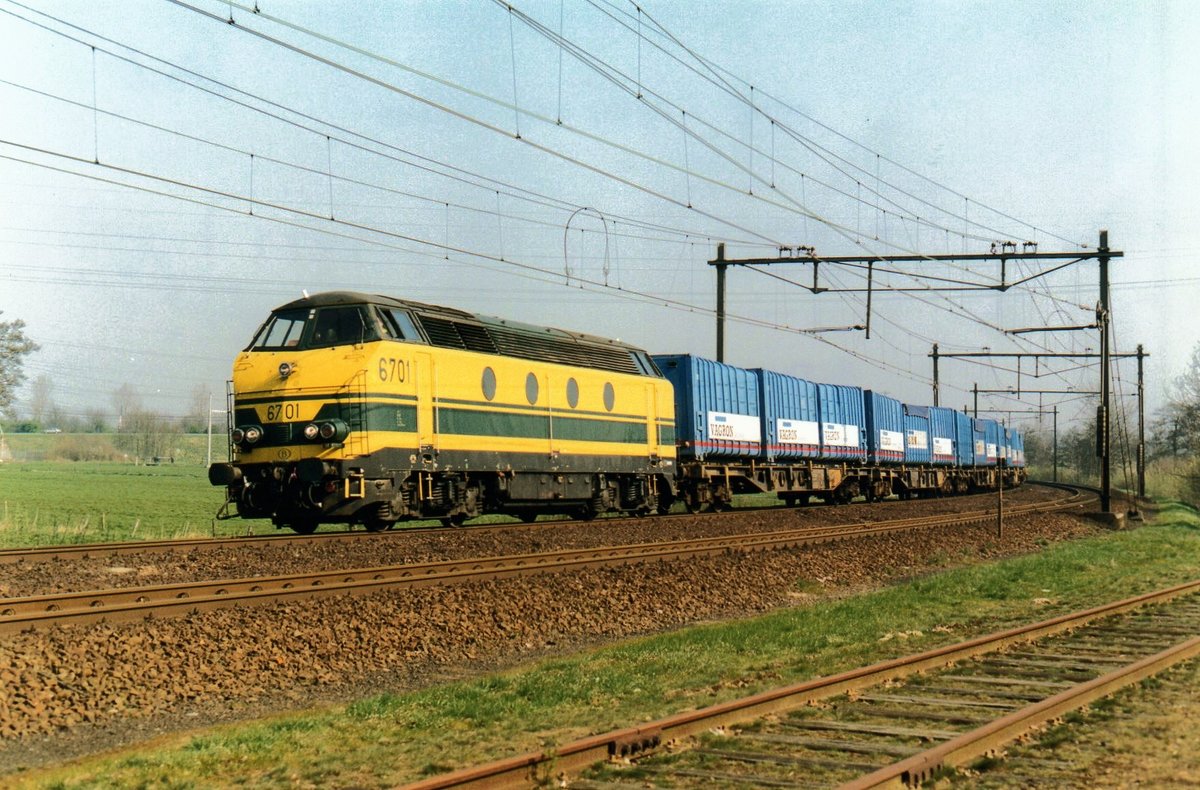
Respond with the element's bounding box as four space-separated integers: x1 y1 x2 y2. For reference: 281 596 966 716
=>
0 462 265 546
0 432 267 545
13 503 1200 789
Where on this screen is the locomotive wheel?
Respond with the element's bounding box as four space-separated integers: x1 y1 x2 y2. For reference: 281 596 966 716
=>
364 517 393 533
440 514 467 528
515 510 538 523
572 496 606 521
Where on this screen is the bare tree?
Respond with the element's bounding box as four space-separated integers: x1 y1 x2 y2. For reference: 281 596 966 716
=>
111 384 142 432
0 313 38 419
1156 343 1200 502
84 408 108 433
48 402 70 432
29 374 54 426
114 408 180 462
184 383 213 433
1157 343 1200 458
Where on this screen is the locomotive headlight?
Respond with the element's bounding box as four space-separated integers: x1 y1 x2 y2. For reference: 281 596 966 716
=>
302 423 320 441
279 362 296 379
317 419 349 442
242 425 263 444
231 427 246 444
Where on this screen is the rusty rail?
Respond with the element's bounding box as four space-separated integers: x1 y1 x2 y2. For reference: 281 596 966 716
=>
399 578 1200 789
844 635 1200 788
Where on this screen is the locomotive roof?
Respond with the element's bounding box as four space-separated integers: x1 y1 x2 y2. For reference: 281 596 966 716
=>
276 290 471 319
274 291 651 355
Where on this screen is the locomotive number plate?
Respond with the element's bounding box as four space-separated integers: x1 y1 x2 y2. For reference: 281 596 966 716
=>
265 403 302 422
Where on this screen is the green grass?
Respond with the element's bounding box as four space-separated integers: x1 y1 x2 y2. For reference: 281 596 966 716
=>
15 503 1200 789
0 462 271 546
0 433 250 545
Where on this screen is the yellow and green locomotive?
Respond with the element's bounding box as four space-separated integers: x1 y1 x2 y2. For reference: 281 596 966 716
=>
208 292 677 532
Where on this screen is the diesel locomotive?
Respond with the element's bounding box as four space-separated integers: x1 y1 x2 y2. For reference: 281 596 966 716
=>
209 292 1024 533
208 291 677 533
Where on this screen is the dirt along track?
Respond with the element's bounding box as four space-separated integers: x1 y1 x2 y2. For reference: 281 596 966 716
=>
0 485 1104 772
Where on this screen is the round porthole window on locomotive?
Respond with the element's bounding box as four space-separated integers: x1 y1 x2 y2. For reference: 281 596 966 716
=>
603 382 615 412
481 367 497 401
566 377 579 408
526 372 539 405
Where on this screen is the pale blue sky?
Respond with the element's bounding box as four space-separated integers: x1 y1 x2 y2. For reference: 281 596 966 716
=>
0 0 1194 433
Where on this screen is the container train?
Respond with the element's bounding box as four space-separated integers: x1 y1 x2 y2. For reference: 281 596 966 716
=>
208 292 1025 533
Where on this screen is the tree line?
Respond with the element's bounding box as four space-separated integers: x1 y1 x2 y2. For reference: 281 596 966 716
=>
1 314 218 462
11 378 217 434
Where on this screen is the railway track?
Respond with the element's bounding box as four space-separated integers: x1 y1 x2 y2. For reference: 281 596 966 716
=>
0 485 1068 566
401 579 1200 789
0 487 1090 635
0 516 578 565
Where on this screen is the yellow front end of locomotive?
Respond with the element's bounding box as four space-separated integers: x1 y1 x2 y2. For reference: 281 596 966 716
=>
229 339 411 464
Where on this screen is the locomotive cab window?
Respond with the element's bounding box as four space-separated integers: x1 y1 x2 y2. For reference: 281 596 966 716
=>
250 308 311 350
631 351 660 377
379 308 424 343
310 306 378 348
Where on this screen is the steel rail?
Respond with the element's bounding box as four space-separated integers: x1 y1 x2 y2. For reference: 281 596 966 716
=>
0 486 1058 565
397 578 1200 790
0 514 653 564
0 489 1087 634
0 529 379 565
843 636 1200 788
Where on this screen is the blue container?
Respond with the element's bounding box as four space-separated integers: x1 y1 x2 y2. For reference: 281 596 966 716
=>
971 418 990 466
928 407 960 466
1001 426 1026 468
1010 429 1026 467
755 369 820 462
982 419 1002 466
903 404 933 465
651 354 761 460
863 390 905 464
953 411 975 467
817 383 867 461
